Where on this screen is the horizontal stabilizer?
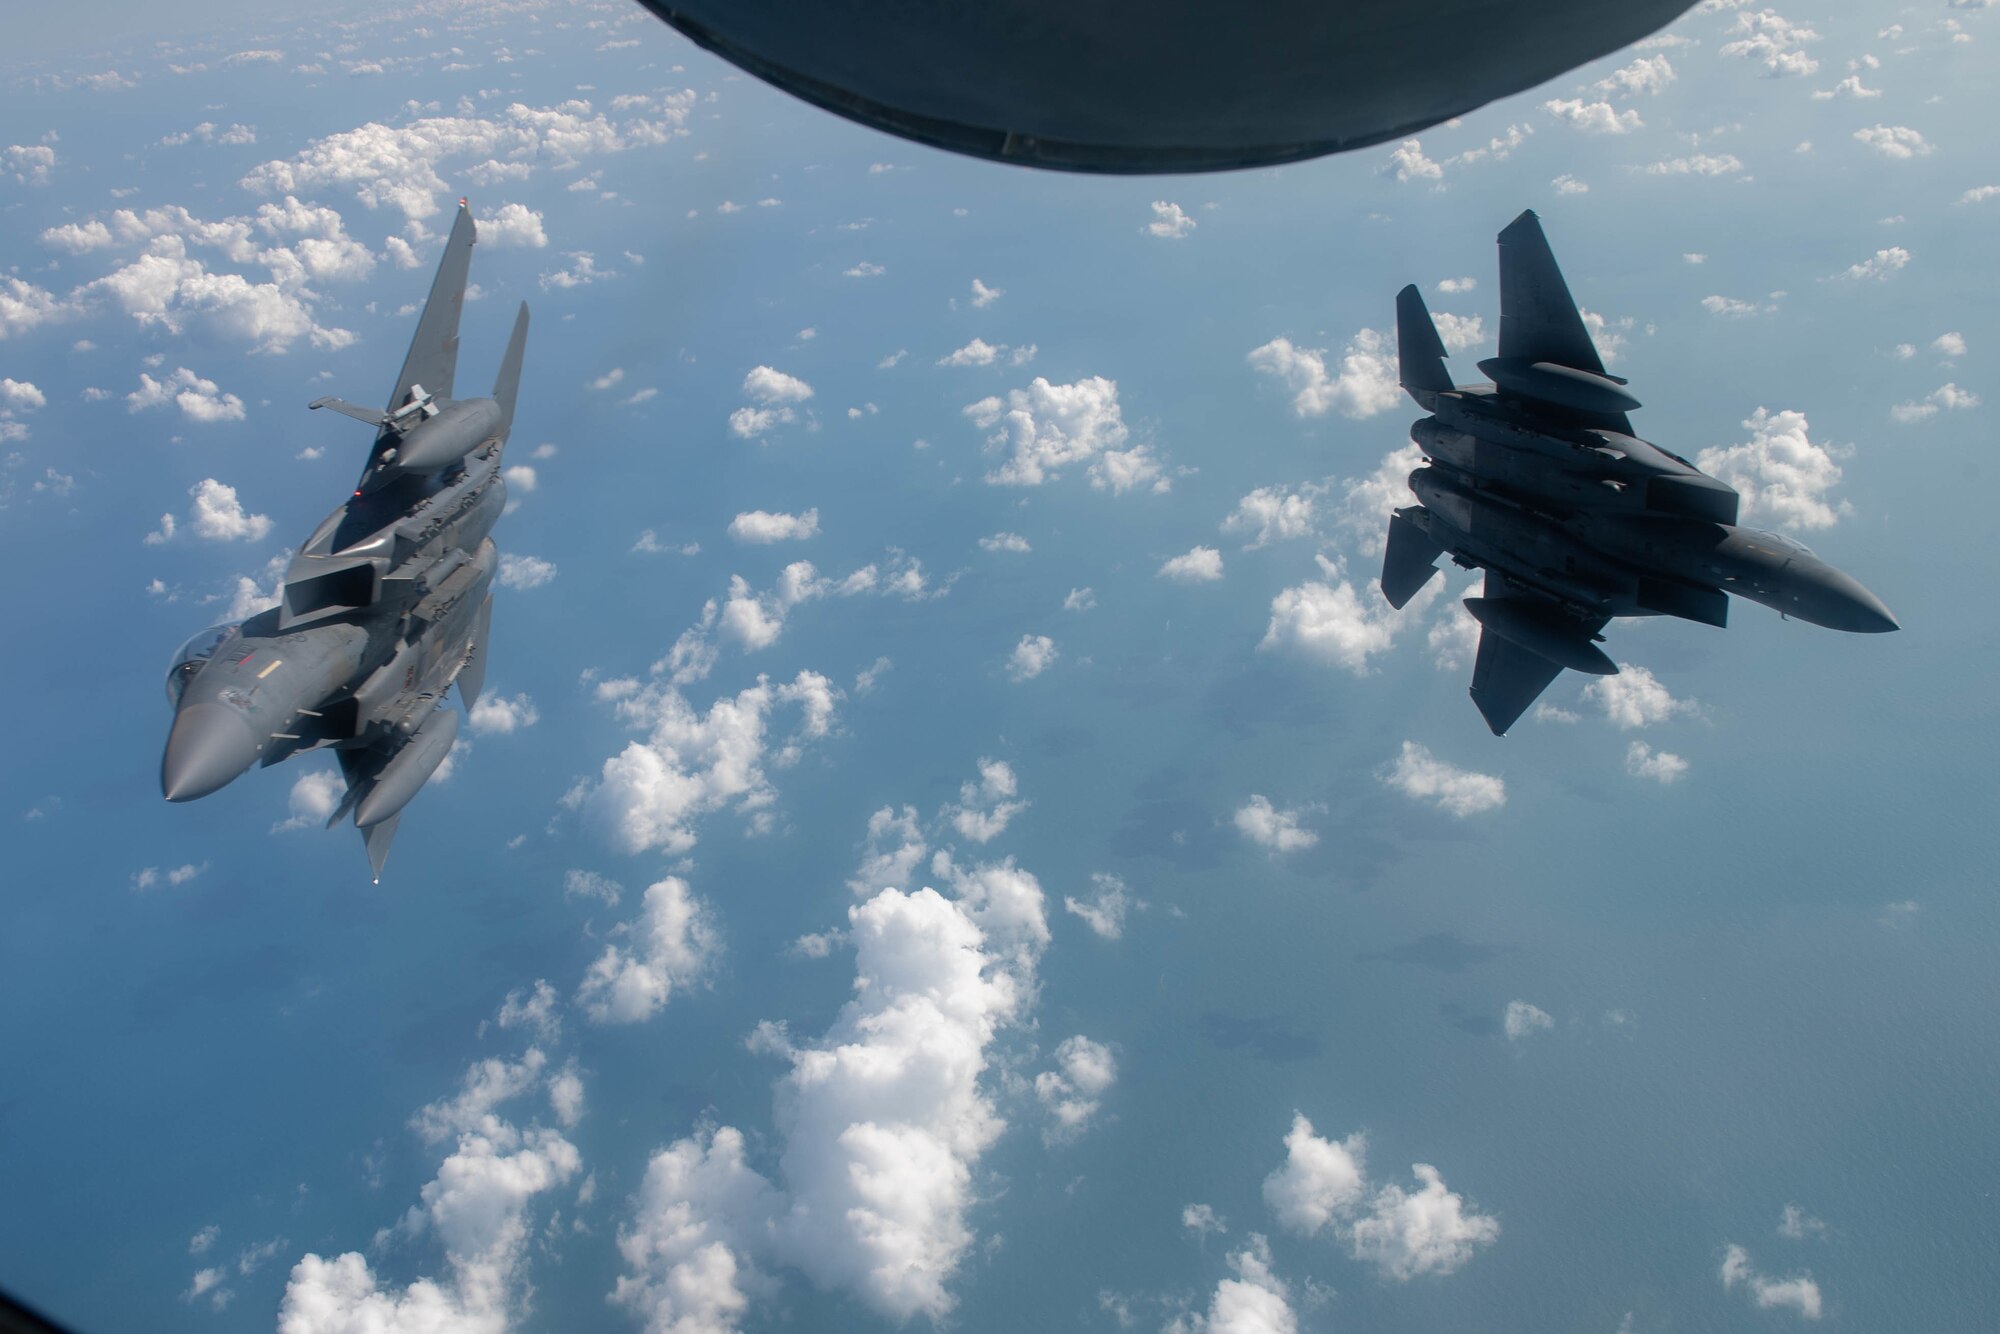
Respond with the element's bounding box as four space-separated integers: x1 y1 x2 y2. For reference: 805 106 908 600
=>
1463 596 1616 674
391 202 477 410
1397 284 1454 404
1496 209 1608 376
309 396 388 427
1469 630 1569 736
1381 509 1444 609
493 302 530 431
1636 577 1728 628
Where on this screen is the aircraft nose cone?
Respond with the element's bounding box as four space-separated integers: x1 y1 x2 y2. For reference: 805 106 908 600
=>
1822 569 1900 633
162 703 260 801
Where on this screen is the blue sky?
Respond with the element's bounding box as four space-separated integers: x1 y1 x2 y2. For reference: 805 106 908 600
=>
1 1 1996 1331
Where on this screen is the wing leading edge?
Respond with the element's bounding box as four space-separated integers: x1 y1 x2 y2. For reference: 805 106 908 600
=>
390 202 478 409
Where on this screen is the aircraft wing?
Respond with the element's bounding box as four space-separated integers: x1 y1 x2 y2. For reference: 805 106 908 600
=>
1466 574 1608 735
389 202 477 410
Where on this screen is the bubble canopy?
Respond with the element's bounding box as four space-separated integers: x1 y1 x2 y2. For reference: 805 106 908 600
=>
164 622 240 707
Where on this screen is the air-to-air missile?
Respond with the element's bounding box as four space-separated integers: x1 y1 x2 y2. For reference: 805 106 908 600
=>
1383 210 1897 736
634 0 1697 173
161 202 528 879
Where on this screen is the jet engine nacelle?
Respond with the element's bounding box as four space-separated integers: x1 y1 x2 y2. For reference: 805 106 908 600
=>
388 397 504 474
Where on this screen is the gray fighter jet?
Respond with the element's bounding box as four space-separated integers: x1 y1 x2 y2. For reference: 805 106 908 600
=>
161 202 528 878
1383 210 1897 735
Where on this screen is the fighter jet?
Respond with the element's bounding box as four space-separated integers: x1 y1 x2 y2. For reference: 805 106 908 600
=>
636 0 1695 174
1383 210 1897 735
161 202 528 879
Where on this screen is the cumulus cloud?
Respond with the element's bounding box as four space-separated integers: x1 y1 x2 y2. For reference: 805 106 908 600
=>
132 862 207 892
576 876 721 1024
1583 664 1696 729
1263 1114 1368 1236
964 376 1162 492
1626 741 1690 784
1703 295 1776 318
1591 54 1676 97
1641 154 1744 177
1833 247 1909 282
938 337 1036 368
1034 1035 1117 1144
1063 872 1142 940
498 553 557 588
978 531 1030 553
580 671 840 856
1853 125 1932 159
1381 742 1505 817
1384 139 1443 182
970 277 1003 306
730 365 814 438
1720 1243 1823 1319
1159 546 1225 583
1504 1001 1554 1040
183 478 272 542
83 235 353 352
1695 408 1851 529
946 757 1027 843
1145 201 1196 238
1247 332 1400 419
1719 9 1820 76
242 95 696 221
1006 634 1058 682
279 1052 580 1333
273 769 342 835
1259 556 1417 675
1891 383 1980 423
1543 98 1642 133
126 367 246 422
728 508 819 543
480 202 548 248
1351 1164 1503 1281
1234 796 1319 852
467 692 538 735
1223 484 1321 548
1169 1235 1298 1334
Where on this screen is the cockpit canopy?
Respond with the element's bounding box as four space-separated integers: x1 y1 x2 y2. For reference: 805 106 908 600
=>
165 622 241 707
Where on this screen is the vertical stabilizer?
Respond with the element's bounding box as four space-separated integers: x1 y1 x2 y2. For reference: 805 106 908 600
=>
1397 284 1454 405
492 302 530 432
390 202 478 409
1495 209 1606 375
361 813 400 884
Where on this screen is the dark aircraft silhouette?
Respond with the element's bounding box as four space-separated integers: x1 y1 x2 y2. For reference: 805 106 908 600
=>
1384 210 1897 735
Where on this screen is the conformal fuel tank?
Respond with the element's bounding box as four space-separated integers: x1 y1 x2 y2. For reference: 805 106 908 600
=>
638 0 1697 173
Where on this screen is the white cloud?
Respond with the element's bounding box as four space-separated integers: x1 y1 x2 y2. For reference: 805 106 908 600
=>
1778 1205 1828 1241
1063 587 1096 612
1719 9 1820 76
1171 1235 1298 1334
1694 408 1851 529
502 464 536 493
1350 1165 1502 1281
1159 546 1225 583
1034 1035 1117 1144
576 876 721 1024
1891 383 1980 423
1720 1243 1823 1319
1234 796 1319 852
581 671 839 855
1933 332 1967 358
132 862 207 892
1641 154 1744 177
1552 174 1590 195
1504 1001 1554 1040
498 554 557 589
1833 247 1909 282
945 757 1028 844
1063 872 1141 940
1222 484 1320 548
938 337 1034 368
481 202 547 248
180 478 271 542
730 366 815 438
978 531 1031 553
965 376 1161 492
1382 742 1505 817
0 276 64 340
467 692 538 735
843 261 885 278
970 277 1003 306
1248 332 1401 419
6 143 56 185
127 367 246 422
242 94 695 221
1436 277 1476 294
1426 582 1482 671
1384 139 1442 182
1543 99 1643 133
1853 125 1932 159
1702 295 1776 318
1959 185 2000 205
611 1125 777 1334
728 508 820 543
1335 445 1425 553
1145 201 1197 238
1262 1113 1367 1236
1260 558 1415 675
588 367 625 391
272 768 341 833
492 980 561 1041
280 1052 580 1333
0 378 46 410
1183 1204 1227 1237
1584 665 1697 729
1007 634 1058 682
1430 312 1487 353
40 219 114 253
538 251 609 290
1626 741 1690 784
848 804 927 897
1812 75 1881 100
1591 54 1676 96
